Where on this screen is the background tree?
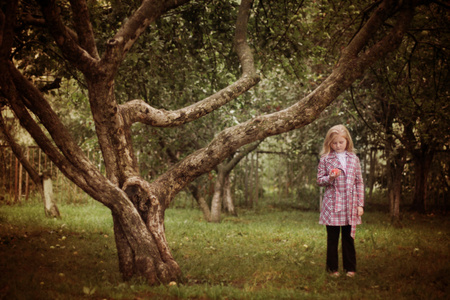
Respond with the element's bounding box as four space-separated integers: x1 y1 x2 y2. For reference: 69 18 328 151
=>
349 1 449 221
210 141 262 222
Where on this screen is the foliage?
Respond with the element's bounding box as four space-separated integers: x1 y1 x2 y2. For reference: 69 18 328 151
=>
344 1 450 211
111 0 384 206
1 200 449 299
2 0 447 220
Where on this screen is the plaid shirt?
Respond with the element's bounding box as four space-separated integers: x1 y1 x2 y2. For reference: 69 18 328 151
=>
317 151 364 238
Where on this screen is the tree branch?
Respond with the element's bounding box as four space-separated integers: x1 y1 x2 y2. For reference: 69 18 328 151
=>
340 0 400 62
234 0 257 76
0 0 18 59
0 112 40 185
36 0 99 74
120 0 260 128
4 62 109 198
2 74 87 190
222 140 262 174
68 0 99 59
103 0 192 70
39 77 61 93
120 76 260 127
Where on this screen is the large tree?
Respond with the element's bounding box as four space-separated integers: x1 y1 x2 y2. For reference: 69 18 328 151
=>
0 0 429 284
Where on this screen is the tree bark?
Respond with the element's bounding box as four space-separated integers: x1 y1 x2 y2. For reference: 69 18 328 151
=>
388 150 406 227
390 174 402 227
42 173 60 218
368 148 378 202
223 174 237 216
210 169 224 223
412 147 434 213
188 183 212 222
384 120 407 226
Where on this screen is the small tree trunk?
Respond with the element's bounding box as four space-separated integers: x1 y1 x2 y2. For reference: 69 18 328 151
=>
412 149 434 213
242 157 249 207
390 171 402 227
18 161 23 201
387 148 405 226
25 148 30 200
197 194 212 222
14 158 18 202
210 171 224 223
223 174 237 216
188 183 212 222
368 148 377 202
42 174 61 218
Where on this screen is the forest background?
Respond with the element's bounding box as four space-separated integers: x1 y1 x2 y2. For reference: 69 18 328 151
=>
0 0 449 298
1 0 448 220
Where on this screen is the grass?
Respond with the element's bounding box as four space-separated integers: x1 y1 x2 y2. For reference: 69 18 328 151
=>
0 199 449 299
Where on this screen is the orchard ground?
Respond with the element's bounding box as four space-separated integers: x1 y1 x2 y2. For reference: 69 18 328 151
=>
0 197 448 299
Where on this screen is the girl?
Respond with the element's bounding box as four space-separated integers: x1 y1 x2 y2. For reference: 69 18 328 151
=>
317 125 364 278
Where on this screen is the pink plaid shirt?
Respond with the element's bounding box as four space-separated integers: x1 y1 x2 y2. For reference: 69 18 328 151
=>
317 151 364 238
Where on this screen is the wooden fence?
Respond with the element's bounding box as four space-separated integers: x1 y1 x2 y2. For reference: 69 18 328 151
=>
0 145 103 203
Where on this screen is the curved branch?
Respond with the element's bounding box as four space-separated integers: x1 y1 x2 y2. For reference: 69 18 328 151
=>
120 0 260 128
234 0 257 76
5 62 110 197
103 0 191 68
120 76 259 127
341 0 400 62
351 1 415 67
0 112 40 183
223 140 262 174
36 0 99 74
2 77 90 193
0 0 18 59
350 85 377 134
431 0 450 9
68 0 99 59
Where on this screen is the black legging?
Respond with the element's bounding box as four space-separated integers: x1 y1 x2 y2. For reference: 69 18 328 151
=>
326 225 356 273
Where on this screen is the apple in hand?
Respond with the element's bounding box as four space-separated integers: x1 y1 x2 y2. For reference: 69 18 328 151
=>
330 168 340 176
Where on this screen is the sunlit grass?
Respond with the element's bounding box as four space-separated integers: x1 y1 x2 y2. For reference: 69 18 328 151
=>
0 200 449 299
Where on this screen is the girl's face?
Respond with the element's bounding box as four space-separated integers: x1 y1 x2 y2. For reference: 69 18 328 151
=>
330 135 347 153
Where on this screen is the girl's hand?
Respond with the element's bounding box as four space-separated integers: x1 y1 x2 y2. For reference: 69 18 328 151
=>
357 206 364 216
329 168 341 180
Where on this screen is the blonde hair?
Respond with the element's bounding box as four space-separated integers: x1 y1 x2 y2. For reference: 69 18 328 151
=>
320 124 354 156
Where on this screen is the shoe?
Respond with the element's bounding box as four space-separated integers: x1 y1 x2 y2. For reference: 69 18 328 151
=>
330 271 340 278
346 272 356 278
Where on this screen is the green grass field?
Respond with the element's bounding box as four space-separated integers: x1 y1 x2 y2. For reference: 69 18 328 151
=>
0 200 448 299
